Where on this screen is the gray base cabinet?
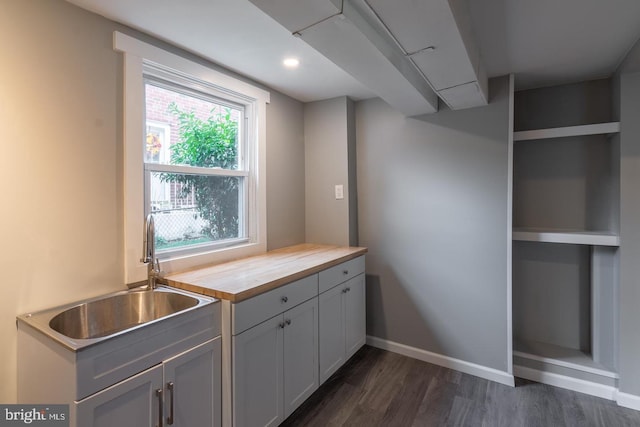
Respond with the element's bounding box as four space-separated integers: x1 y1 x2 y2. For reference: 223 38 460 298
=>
318 283 346 382
344 274 367 360
75 364 163 427
319 273 366 384
233 315 283 427
18 295 221 427
75 338 222 427
232 298 319 427
164 338 222 427
227 255 366 427
283 298 320 417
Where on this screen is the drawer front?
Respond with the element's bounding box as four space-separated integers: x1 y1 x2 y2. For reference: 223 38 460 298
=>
76 302 219 400
319 256 365 294
232 274 318 335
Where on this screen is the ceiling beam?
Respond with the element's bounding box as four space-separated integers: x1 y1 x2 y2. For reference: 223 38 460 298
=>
362 0 488 109
249 0 438 115
249 0 489 114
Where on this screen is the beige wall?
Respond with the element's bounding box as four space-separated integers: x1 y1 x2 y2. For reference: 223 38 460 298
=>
0 0 305 403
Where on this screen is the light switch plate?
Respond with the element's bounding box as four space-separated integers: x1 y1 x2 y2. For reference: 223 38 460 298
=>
335 184 344 200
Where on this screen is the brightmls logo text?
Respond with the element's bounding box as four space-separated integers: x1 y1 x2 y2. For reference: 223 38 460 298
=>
0 405 68 426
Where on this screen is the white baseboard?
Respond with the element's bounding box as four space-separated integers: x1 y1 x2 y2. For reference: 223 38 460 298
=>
617 391 640 411
514 365 617 401
366 335 515 387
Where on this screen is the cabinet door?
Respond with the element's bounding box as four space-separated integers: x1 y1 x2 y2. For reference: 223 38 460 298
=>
75 364 163 427
345 274 366 359
163 337 221 427
283 298 319 417
233 315 284 427
319 283 346 384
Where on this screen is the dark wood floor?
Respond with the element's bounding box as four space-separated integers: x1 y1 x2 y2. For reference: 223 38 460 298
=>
282 345 640 427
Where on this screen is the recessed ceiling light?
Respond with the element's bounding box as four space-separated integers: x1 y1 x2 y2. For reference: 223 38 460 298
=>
283 58 300 68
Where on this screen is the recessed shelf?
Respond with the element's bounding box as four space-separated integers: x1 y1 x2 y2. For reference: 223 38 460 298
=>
513 339 618 379
513 122 620 142
512 228 620 246
512 82 620 398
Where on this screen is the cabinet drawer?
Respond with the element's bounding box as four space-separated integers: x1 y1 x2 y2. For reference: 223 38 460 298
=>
319 256 365 293
232 275 318 335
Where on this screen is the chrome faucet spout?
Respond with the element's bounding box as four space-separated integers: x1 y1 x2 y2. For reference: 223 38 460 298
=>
141 214 162 289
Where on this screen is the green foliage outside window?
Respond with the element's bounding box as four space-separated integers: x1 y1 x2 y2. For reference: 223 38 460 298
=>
160 102 240 241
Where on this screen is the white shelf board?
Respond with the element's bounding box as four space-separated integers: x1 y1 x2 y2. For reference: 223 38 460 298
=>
512 228 620 246
513 122 620 141
513 339 618 379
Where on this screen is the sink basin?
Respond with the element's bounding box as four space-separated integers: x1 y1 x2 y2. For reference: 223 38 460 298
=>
18 286 215 350
49 290 199 339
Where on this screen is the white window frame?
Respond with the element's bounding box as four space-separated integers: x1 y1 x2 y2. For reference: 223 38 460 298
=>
143 75 250 257
114 31 269 284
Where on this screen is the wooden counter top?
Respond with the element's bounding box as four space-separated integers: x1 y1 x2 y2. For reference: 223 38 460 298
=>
164 243 367 302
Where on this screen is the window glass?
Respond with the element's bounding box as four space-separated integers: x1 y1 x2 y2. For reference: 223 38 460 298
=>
144 81 247 254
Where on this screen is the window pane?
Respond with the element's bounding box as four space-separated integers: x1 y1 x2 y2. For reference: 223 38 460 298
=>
149 172 244 251
144 82 242 170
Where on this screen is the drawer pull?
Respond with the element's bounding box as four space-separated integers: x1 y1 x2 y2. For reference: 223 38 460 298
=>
279 322 286 329
342 288 348 294
285 319 291 326
167 382 175 425
346 287 351 293
281 296 288 303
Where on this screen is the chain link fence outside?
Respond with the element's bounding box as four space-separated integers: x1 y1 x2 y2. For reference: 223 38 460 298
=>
152 206 209 248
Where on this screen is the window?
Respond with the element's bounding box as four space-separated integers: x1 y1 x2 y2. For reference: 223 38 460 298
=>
144 78 247 255
115 32 269 284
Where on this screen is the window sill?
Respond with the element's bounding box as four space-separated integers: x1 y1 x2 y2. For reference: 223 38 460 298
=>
130 241 266 284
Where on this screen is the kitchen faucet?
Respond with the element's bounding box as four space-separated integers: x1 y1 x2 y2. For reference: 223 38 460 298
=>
141 213 162 289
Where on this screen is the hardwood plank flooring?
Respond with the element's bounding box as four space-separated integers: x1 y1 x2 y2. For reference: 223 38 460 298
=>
282 346 640 427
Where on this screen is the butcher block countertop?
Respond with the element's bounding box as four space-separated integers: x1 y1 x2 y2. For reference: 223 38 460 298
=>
164 243 367 302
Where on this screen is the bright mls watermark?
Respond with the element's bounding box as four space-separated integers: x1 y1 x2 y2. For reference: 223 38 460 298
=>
0 405 68 426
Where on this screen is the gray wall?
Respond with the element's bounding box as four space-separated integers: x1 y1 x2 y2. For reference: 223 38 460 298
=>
304 97 357 246
618 71 640 397
357 76 511 371
266 90 306 250
347 99 359 246
618 37 640 75
514 79 612 130
0 0 305 403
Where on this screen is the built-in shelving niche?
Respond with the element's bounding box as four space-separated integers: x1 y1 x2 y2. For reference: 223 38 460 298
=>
512 79 620 393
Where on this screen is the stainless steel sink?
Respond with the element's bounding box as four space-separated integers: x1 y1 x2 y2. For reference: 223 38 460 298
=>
49 289 199 339
18 286 215 350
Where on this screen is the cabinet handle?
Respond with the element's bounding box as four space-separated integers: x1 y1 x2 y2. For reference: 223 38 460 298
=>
346 287 351 293
342 288 348 293
156 388 164 427
343 270 349 275
279 322 286 329
285 319 291 326
167 382 175 425
281 296 288 303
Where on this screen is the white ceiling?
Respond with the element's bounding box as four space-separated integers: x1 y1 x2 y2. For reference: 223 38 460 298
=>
66 0 640 102
467 0 640 90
